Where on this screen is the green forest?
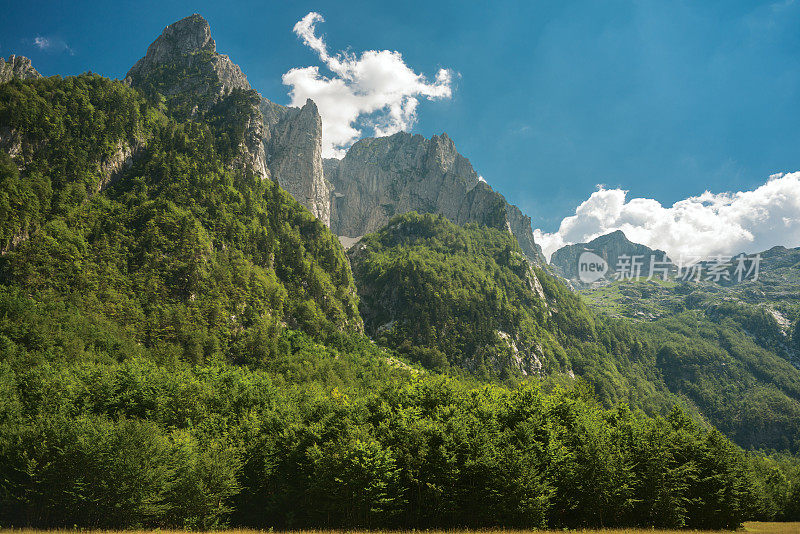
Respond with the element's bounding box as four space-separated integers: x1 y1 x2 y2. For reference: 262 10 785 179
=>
2 70 800 530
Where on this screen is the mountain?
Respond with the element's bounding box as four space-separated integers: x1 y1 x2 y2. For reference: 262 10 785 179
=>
553 236 800 450
126 13 251 106
353 214 800 452
127 14 332 223
126 15 545 262
2 12 800 531
0 71 361 361
579 243 800 358
348 212 685 407
0 55 40 83
551 230 673 283
326 132 546 264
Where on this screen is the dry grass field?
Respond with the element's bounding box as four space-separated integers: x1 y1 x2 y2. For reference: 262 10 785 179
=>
741 522 800 533
1 524 800 534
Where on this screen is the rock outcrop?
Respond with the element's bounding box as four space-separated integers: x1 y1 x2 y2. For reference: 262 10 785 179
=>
126 14 250 103
326 132 545 264
127 14 331 222
262 98 331 224
0 55 41 83
125 15 543 243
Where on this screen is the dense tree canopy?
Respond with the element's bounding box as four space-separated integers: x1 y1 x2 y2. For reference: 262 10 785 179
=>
1 74 800 530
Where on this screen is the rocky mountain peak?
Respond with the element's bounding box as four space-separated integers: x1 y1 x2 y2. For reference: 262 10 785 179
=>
124 14 335 222
136 14 214 66
325 131 545 264
0 55 41 83
126 14 250 97
301 98 317 113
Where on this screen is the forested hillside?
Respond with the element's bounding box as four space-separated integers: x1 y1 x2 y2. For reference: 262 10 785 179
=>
0 75 361 362
350 212 800 454
576 244 800 451
2 14 800 531
348 213 672 405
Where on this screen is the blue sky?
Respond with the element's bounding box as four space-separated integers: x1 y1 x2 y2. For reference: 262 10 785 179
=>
2 0 800 253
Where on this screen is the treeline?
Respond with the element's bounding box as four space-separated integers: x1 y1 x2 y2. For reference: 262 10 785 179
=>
1 341 798 530
3 71 800 531
350 213 800 454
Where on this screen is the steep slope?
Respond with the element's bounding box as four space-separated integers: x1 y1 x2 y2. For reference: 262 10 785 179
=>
0 73 361 362
349 212 555 375
349 213 684 409
127 14 332 223
354 214 800 451
561 238 800 451
261 97 331 224
327 132 545 264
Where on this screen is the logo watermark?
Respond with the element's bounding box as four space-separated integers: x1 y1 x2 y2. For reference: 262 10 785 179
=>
578 251 608 283
576 253 762 283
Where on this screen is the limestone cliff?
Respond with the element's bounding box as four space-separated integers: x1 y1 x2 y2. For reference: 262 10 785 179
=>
124 15 542 246
261 98 331 224
326 132 545 264
127 14 330 222
0 55 41 83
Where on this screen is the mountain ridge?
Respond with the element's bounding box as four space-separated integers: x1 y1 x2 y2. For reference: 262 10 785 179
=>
327 131 546 263
127 14 545 263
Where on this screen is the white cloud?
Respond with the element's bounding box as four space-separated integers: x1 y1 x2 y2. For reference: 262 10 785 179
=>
31 35 74 55
33 36 51 49
283 12 454 158
535 172 800 261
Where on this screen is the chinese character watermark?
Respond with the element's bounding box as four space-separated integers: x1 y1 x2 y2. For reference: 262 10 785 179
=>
574 253 761 283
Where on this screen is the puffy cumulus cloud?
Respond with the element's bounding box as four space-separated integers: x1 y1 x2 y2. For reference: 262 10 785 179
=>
534 172 800 261
283 12 454 158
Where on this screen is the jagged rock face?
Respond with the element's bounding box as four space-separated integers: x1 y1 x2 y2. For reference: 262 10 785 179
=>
127 14 330 221
261 98 331 224
326 131 545 264
125 15 540 244
0 55 41 83
551 230 671 282
126 14 250 100
127 14 269 181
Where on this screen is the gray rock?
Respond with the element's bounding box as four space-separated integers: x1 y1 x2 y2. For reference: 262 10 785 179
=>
261 98 331 224
126 13 251 101
127 14 268 181
0 55 41 83
128 14 331 221
326 131 545 264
